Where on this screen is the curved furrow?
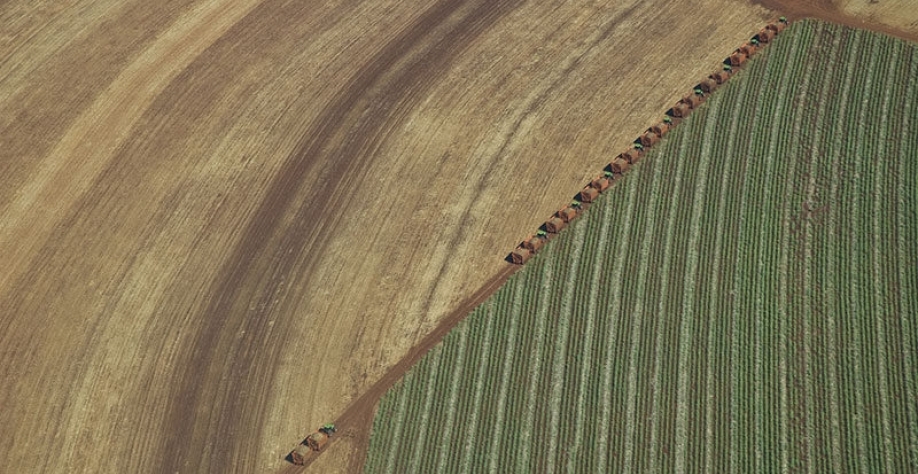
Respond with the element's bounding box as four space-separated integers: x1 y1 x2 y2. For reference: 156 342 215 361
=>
727 28 784 471
872 35 900 474
517 255 556 471
571 169 617 472
792 21 839 474
405 339 445 473
456 300 498 474
486 270 523 473
822 25 862 473
545 216 586 473
846 32 882 474
673 75 722 473
647 128 690 473
596 167 642 470
895 46 918 470
749 23 808 473
621 126 669 473
381 362 413 473
703 63 752 473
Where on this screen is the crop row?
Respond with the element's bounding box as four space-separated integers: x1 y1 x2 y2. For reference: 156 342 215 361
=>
364 19 918 473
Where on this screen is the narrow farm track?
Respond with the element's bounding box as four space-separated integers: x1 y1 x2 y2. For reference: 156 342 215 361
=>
365 20 918 472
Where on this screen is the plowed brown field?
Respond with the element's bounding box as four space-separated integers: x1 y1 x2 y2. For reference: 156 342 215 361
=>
0 1 831 472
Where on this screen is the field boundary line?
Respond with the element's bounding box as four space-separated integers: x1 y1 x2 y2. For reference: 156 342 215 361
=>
506 19 792 265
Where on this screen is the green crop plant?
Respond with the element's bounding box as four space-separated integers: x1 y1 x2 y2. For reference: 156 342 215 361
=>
364 20 918 473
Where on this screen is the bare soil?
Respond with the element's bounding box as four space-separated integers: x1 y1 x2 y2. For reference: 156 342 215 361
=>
753 0 918 42
836 0 918 35
10 0 885 473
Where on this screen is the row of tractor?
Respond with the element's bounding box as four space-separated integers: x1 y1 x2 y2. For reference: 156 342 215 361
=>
288 424 336 466
509 17 789 265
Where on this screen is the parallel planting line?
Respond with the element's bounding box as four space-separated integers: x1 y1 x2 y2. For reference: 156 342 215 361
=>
434 323 470 473
648 130 690 473
897 48 918 469
517 255 555 471
873 36 899 474
596 170 641 470
545 222 585 474
674 88 719 473
573 174 616 473
780 32 814 474
457 302 497 474
847 33 881 474
405 342 444 473
746 28 805 470
621 130 668 473
382 365 412 473
704 66 750 474
364 21 918 474
486 275 522 473
823 25 862 473
729 33 776 471
796 22 837 474
755 25 806 473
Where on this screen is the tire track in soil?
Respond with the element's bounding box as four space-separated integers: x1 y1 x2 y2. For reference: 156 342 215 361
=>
155 1 522 472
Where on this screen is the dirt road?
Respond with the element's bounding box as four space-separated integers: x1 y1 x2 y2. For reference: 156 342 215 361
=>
2 0 778 472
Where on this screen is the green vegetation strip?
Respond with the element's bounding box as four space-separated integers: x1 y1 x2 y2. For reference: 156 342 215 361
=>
364 19 918 473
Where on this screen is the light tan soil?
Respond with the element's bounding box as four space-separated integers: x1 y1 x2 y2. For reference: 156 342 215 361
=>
837 0 918 35
754 0 918 41
0 1 776 473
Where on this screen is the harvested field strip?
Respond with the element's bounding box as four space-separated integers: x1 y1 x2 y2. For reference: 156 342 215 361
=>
365 20 918 472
